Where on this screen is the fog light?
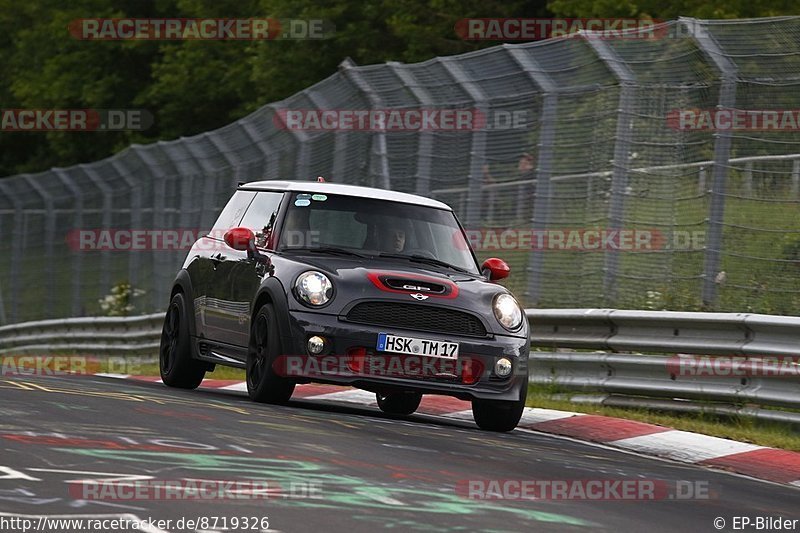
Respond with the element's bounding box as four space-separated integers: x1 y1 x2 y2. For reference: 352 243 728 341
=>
307 336 325 355
494 357 512 377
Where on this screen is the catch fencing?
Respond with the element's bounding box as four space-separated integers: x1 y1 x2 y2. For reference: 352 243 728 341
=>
1 17 800 322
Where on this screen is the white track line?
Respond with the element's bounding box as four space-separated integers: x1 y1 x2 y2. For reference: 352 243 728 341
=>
218 382 248 392
302 389 378 405
518 407 586 426
609 430 765 463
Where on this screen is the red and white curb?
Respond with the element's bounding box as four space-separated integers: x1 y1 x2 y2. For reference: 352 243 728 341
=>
103 374 800 488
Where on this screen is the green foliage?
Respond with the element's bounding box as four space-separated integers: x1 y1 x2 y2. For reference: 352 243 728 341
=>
4 0 796 177
98 281 145 316
548 0 798 19
0 0 548 176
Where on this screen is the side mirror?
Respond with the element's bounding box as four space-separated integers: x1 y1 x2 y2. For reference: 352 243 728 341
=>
224 227 255 251
482 258 510 281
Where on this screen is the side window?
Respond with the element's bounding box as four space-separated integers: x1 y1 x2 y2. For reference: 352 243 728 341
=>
211 191 256 233
239 192 284 249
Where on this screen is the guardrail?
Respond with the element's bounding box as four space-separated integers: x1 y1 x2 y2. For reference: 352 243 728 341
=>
0 313 163 355
1 309 798 423
528 309 800 424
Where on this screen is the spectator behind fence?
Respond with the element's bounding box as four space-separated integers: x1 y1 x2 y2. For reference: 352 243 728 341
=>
481 152 537 224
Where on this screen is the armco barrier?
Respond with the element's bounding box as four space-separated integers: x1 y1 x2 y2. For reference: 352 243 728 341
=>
1 309 798 422
0 313 162 355
527 309 800 423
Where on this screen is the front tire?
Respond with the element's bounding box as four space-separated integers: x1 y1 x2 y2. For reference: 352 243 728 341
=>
472 384 527 432
247 303 295 404
159 292 206 389
376 392 422 415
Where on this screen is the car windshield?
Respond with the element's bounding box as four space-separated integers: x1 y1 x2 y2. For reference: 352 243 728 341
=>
278 192 480 275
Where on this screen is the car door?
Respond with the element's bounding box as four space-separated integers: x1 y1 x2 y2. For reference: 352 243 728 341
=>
208 190 285 349
187 190 256 342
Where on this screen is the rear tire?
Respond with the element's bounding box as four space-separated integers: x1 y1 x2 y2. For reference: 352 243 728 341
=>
472 384 527 432
247 303 295 404
159 292 206 389
376 392 422 415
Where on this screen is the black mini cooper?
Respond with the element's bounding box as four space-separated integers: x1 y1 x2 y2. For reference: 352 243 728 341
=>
159 180 529 431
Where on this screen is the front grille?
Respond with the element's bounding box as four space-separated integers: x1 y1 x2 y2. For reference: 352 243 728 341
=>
345 302 487 337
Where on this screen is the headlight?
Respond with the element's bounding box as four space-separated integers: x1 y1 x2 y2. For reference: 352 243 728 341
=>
493 293 522 331
295 271 333 306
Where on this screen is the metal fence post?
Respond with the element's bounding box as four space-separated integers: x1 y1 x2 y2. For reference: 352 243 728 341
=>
185 134 230 229
134 145 179 311
339 58 391 190
506 46 558 305
239 115 280 181
682 17 738 308
744 161 753 195
269 103 312 182
0 279 5 325
22 175 57 317
389 62 435 197
303 85 351 185
583 35 638 305
53 168 84 316
439 57 487 228
108 159 143 291
81 165 113 298
0 182 21 322
698 166 707 195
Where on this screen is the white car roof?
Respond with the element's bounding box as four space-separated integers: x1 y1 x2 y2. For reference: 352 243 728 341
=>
241 180 452 211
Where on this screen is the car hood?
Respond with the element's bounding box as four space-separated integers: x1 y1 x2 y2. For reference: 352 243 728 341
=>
271 253 521 334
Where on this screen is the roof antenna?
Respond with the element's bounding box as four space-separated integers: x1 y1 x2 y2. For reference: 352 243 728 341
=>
317 176 326 183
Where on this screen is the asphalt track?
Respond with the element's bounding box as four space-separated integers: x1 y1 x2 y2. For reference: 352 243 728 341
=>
0 373 797 533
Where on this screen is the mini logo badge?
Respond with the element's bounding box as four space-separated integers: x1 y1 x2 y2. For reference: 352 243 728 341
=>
410 293 429 301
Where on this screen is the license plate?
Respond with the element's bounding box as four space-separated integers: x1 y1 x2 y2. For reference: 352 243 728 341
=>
376 333 459 359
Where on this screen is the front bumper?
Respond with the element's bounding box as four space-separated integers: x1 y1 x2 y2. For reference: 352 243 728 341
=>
279 309 529 402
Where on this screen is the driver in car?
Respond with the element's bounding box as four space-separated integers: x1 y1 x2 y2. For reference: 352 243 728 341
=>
389 228 406 252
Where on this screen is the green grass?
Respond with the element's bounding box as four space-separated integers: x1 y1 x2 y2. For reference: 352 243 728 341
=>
127 361 245 380
526 386 800 452
476 166 800 312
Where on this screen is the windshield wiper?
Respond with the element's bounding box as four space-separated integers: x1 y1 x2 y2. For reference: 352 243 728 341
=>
283 246 366 258
376 253 472 274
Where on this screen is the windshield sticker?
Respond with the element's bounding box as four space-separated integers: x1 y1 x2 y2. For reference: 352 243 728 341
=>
311 194 327 201
296 193 312 200
294 199 311 207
